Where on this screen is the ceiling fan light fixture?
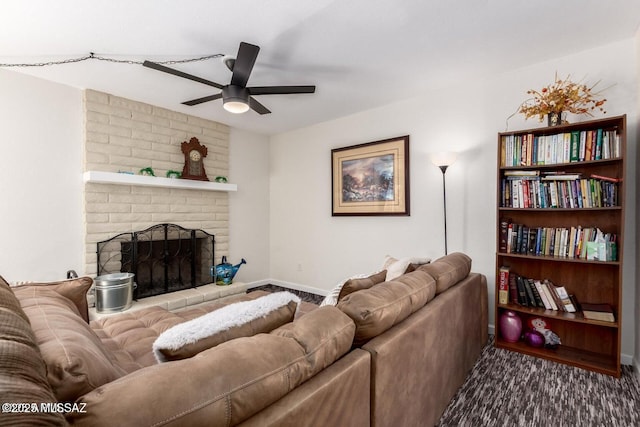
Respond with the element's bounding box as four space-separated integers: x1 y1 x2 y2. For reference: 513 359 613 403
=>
223 100 250 114
222 85 250 114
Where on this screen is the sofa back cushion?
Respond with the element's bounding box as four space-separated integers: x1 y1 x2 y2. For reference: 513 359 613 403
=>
417 252 472 294
337 270 436 346
0 275 67 426
15 286 126 402
67 306 355 427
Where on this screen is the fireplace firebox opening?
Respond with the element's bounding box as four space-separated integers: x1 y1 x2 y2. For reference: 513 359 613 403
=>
97 223 215 299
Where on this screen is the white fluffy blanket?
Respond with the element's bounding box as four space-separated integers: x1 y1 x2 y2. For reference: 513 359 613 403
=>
153 291 301 362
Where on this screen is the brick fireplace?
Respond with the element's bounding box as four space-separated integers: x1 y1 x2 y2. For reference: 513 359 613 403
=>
82 90 231 280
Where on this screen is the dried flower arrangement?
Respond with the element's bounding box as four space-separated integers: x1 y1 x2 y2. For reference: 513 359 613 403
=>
518 73 608 122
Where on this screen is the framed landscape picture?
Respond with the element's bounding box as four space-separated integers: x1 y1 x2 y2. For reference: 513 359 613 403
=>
331 135 410 216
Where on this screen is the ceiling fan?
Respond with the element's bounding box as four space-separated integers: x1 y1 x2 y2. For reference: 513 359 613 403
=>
142 42 316 115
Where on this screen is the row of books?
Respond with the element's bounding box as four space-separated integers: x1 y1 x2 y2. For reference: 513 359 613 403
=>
498 268 615 322
500 172 619 209
500 128 621 167
498 222 618 261
499 268 576 311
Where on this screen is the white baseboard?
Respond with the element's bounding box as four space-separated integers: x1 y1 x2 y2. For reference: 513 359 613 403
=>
246 279 328 297
621 353 634 366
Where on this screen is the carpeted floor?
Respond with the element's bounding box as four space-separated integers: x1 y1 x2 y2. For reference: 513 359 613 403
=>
250 284 325 304
437 336 640 427
251 286 639 426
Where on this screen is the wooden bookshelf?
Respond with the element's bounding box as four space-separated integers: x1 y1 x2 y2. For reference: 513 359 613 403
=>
494 115 626 377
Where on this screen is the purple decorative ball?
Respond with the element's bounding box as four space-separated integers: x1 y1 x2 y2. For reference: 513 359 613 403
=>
499 310 523 343
524 330 545 348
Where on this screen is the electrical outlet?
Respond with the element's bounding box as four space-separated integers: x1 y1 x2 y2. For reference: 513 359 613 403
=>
297 263 303 272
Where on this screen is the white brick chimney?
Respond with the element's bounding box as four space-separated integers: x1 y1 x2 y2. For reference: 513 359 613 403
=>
82 90 231 276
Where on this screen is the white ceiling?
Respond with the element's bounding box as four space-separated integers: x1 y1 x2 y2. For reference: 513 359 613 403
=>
2 0 640 135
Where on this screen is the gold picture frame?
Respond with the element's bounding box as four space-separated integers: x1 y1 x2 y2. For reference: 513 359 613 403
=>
331 135 410 216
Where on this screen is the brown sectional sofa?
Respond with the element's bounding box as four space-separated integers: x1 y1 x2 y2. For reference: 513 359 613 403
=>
0 252 488 426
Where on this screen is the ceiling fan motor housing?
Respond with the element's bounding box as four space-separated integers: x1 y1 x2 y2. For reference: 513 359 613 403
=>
222 85 250 113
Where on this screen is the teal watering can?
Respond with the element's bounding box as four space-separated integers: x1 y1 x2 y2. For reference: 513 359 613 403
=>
211 256 246 286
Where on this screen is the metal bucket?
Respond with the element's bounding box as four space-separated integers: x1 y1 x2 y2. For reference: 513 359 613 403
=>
94 273 135 313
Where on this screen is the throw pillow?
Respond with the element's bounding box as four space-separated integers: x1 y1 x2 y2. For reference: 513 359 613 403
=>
0 276 67 426
17 287 126 402
321 275 367 307
320 270 386 307
12 276 93 323
338 270 388 301
382 255 432 281
153 291 301 363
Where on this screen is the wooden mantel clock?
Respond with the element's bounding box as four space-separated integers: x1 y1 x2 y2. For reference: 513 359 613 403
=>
181 137 209 181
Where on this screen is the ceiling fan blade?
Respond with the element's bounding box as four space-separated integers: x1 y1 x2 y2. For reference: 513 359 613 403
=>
182 93 223 106
230 42 260 87
248 85 316 95
249 96 271 115
143 60 224 89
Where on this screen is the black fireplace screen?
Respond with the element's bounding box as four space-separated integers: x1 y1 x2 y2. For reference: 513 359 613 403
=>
97 223 215 299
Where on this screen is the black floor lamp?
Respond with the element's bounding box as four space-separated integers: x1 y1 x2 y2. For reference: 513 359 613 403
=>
431 152 457 255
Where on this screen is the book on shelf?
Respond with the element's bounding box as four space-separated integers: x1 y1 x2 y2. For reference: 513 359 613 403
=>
504 170 540 176
498 266 510 305
581 303 615 322
505 273 574 313
499 220 510 252
590 173 621 183
552 284 576 313
538 281 558 310
526 278 545 308
542 279 565 311
541 172 582 181
522 278 537 307
500 128 621 167
500 175 619 209
498 220 617 261
508 270 519 304
515 275 528 306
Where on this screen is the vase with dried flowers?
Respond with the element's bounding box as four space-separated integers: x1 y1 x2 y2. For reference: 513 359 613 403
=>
518 73 608 126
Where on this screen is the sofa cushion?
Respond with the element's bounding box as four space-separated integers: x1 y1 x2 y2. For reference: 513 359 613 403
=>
16 286 126 402
12 276 93 322
153 291 300 362
417 252 472 294
90 291 272 370
0 275 67 426
337 270 387 301
337 270 436 346
67 306 355 427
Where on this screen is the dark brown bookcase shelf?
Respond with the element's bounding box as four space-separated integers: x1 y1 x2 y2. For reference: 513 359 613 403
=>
495 114 626 377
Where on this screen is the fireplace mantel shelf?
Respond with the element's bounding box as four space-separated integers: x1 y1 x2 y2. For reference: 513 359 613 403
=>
83 171 237 192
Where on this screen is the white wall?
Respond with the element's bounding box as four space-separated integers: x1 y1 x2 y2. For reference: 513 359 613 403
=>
269 39 638 360
635 28 640 376
0 69 83 282
228 128 271 284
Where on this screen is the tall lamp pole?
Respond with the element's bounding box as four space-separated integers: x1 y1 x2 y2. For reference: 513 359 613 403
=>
431 152 457 255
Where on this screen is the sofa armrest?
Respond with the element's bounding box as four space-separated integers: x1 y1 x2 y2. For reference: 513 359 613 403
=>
362 273 488 427
239 349 371 427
